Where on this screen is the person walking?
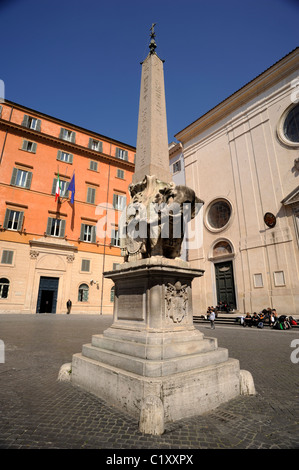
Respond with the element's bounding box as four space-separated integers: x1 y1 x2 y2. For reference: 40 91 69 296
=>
66 299 72 314
209 309 216 329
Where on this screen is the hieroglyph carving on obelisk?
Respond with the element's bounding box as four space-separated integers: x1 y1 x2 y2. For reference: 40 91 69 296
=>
133 25 171 184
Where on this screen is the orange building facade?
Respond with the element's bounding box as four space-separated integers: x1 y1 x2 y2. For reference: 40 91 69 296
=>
0 100 135 314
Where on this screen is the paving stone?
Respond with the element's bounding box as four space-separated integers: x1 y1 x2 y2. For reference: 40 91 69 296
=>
0 314 299 449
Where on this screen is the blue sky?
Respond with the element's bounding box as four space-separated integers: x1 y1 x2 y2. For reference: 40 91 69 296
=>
1 0 298 147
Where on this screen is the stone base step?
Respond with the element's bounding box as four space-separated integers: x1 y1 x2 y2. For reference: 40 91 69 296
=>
81 342 229 377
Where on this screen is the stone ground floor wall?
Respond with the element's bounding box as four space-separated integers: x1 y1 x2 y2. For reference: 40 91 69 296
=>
0 239 121 315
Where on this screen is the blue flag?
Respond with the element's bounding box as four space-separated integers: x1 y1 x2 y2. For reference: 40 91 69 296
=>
68 174 75 204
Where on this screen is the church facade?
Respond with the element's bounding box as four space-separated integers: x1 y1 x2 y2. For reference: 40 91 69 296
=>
175 47 299 316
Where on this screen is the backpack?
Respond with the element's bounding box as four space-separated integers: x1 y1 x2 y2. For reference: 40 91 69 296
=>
257 322 264 328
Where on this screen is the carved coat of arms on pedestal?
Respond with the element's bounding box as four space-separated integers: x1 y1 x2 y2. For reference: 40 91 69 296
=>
165 281 188 323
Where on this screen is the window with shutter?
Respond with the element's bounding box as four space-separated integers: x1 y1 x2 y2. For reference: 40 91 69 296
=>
89 160 98 171
86 187 96 204
113 194 126 210
60 128 75 143
3 209 24 231
51 178 69 198
80 224 96 243
1 250 14 264
111 229 120 247
22 115 41 131
115 148 128 161
57 150 73 163
117 169 124 179
11 168 32 189
88 138 103 152
21 140 37 153
81 259 91 272
46 218 65 238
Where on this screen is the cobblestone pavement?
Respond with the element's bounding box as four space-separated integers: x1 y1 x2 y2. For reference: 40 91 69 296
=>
0 314 299 450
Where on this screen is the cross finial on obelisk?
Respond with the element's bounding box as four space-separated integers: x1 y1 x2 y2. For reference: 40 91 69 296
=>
132 25 171 184
149 23 157 54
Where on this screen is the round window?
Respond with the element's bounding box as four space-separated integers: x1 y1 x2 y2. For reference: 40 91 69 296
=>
207 200 231 230
283 104 299 143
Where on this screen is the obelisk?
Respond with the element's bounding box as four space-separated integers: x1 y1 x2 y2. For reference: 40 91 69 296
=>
133 24 171 184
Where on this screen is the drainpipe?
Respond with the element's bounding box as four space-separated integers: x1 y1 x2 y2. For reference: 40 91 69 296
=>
100 161 111 315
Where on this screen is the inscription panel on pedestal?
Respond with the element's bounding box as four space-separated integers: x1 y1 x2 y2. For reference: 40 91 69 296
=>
117 287 145 321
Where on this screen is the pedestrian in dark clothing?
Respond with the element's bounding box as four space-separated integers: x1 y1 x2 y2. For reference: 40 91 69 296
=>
251 312 259 327
244 312 252 327
66 299 72 314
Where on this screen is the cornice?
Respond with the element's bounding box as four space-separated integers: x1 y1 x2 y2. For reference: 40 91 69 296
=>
281 185 299 205
183 83 291 159
29 236 78 252
0 119 135 171
175 48 299 144
2 99 136 151
5 201 28 209
169 141 182 157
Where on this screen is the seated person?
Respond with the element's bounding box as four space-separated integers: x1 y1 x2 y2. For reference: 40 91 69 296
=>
251 312 259 326
244 312 252 327
258 314 264 323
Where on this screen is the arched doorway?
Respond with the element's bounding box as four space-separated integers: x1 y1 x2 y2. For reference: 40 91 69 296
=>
212 241 236 310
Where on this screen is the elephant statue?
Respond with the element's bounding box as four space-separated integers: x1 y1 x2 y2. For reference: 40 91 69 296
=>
120 175 204 261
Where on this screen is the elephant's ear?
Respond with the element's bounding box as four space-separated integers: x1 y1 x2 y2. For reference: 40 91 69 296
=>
195 196 204 205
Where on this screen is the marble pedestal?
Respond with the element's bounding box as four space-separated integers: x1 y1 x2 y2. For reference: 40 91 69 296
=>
71 257 249 429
